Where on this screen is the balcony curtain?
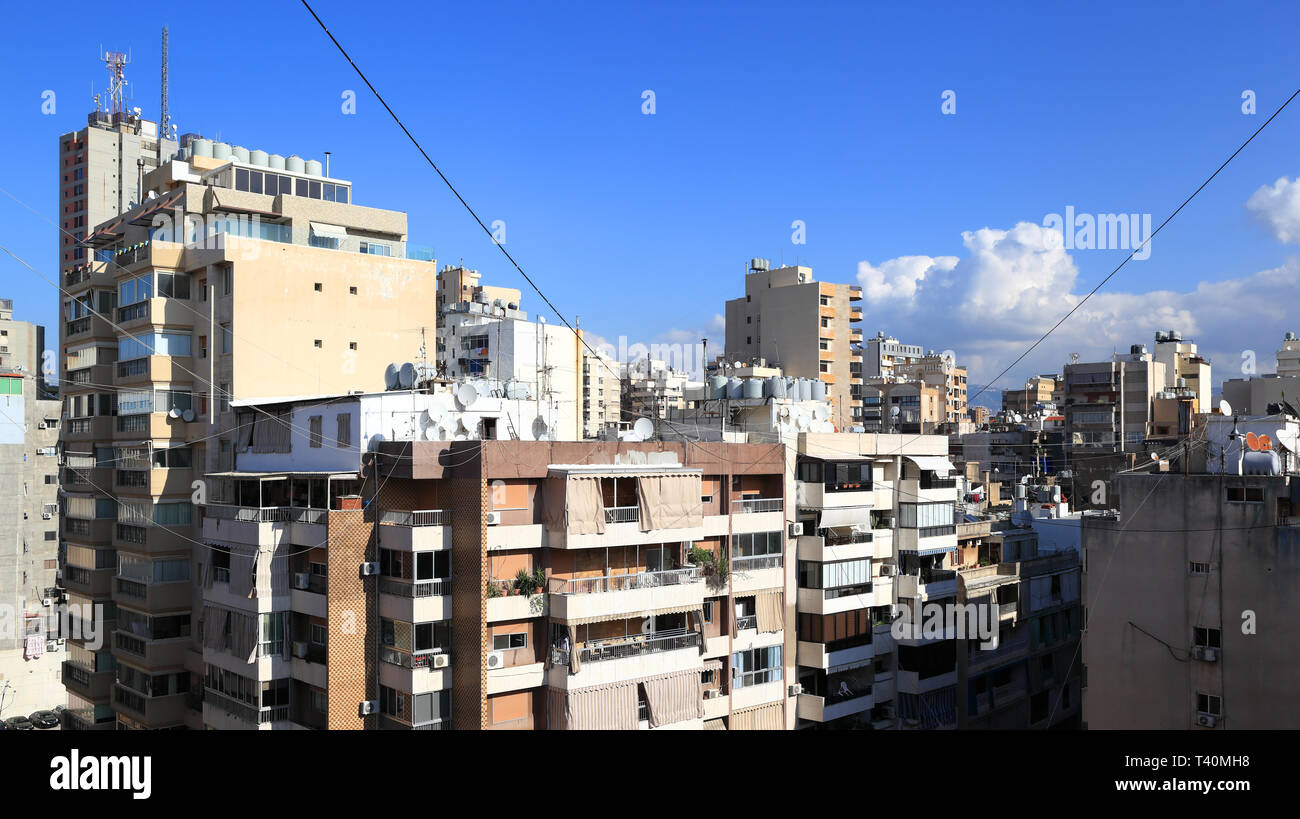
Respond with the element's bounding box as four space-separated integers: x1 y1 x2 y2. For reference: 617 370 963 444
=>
689 608 706 654
565 681 638 730
257 545 290 597
541 476 568 532
731 701 783 731
637 474 703 532
642 670 704 728
756 590 784 634
250 409 292 453
228 609 258 663
201 605 230 651
228 547 255 599
565 477 606 535
703 718 727 730
819 507 872 529
567 626 581 674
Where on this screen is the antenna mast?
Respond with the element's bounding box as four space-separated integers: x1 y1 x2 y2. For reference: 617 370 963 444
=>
160 26 170 134
100 47 130 115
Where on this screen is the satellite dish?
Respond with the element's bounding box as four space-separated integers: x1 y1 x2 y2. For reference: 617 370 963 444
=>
398 363 416 389
1259 433 1273 451
532 416 549 439
813 404 829 421
182 409 196 422
778 406 790 419
1276 428 1298 451
455 382 478 409
384 364 400 390
1150 452 1160 461
168 408 182 419
890 406 901 417
368 433 386 450
1246 432 1260 451
633 418 655 439
1218 399 1233 416
640 617 654 634
423 425 439 441
795 413 810 431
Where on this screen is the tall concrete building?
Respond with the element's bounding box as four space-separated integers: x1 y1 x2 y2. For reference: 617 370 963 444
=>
580 345 621 438
0 300 64 718
1221 331 1300 415
58 143 438 729
1082 413 1300 729
1152 330 1211 410
1002 374 1062 415
724 259 863 429
1063 344 1165 455
1277 331 1300 378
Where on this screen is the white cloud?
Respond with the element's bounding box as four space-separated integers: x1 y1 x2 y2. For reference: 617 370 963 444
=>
854 221 1300 400
1246 176 1300 243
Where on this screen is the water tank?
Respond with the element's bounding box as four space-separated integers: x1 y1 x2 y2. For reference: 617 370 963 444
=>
708 376 727 399
285 155 305 174
726 377 744 399
1287 331 1297 341
766 376 786 399
743 378 763 399
231 145 249 163
212 142 232 160
268 154 286 170
249 149 269 167
798 379 812 401
304 159 323 176
810 379 827 401
1243 451 1282 475
191 138 213 158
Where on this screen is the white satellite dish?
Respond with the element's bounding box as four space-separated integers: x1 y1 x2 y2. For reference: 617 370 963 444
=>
384 364 400 390
168 408 182 419
1275 428 1298 451
1218 399 1232 416
812 404 829 421
795 413 810 431
182 409 196 422
633 418 655 439
368 433 386 450
890 406 901 417
778 406 790 419
455 382 478 409
398 363 416 389
532 416 549 439
423 425 439 441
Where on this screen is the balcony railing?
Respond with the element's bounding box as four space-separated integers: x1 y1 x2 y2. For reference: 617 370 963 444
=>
114 577 147 599
918 568 957 585
66 317 92 336
117 301 148 322
732 554 783 572
737 497 783 514
551 567 700 595
114 631 146 656
578 629 700 664
378 509 447 526
116 359 148 378
736 615 758 631
204 505 296 523
378 578 449 598
115 524 147 544
918 476 957 490
822 530 873 547
604 505 638 524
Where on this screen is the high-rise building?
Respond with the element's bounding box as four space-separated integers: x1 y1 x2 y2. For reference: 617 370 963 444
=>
580 345 620 438
862 332 924 379
1152 330 1211 410
724 259 863 428
58 143 438 729
1082 413 1300 729
1063 344 1165 455
621 357 695 423
1001 375 1062 415
1278 331 1300 378
0 299 64 717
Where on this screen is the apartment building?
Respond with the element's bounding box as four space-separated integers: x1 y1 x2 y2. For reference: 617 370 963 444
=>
724 259 863 428
1278 331 1300 378
192 382 792 730
1082 413 1300 728
58 143 438 729
895 352 969 425
861 331 923 379
789 433 962 729
1063 345 1165 455
1221 332 1300 415
437 297 581 440
860 379 945 434
1001 375 1062 415
621 357 696 423
1152 330 1211 410
433 265 521 369
0 300 64 717
580 345 621 438
58 111 179 275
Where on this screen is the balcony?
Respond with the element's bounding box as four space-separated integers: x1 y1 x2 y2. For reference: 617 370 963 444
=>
111 631 191 669
578 629 699 665
202 504 328 547
485 589 547 622
62 660 114 700
114 355 193 387
735 497 782 514
896 569 958 601
377 577 450 622
374 508 450 550
63 416 112 441
202 690 291 729
604 505 638 524
112 576 192 612
112 685 188 727
112 523 193 556
549 568 704 622
62 564 113 597
798 689 874 723
731 554 784 594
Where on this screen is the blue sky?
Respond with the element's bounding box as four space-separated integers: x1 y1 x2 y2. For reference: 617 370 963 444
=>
3 1 1300 403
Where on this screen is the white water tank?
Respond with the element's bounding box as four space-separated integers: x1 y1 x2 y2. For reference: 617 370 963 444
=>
268 154 286 170
743 378 763 399
249 149 269 167
285 155 305 174
304 159 323 176
726 378 744 399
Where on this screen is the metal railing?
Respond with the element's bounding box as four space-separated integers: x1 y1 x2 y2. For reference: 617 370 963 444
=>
117 359 149 378
737 497 783 514
736 615 758 631
379 509 448 526
604 505 639 524
578 629 700 664
117 302 149 322
552 567 700 595
66 317 92 336
115 632 146 656
379 578 449 598
823 530 873 546
732 554 783 571
115 524 148 544
114 577 147 599
204 505 295 523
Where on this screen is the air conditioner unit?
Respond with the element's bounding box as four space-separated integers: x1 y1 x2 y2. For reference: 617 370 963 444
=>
431 653 450 669
293 572 310 590
703 688 721 700
1193 646 1218 662
358 700 377 717
1196 713 1217 728
788 683 803 697
41 512 52 520
788 521 804 538
359 562 380 577
46 640 58 652
292 642 308 659
485 511 501 526
56 638 65 645
41 598 53 608
486 651 506 670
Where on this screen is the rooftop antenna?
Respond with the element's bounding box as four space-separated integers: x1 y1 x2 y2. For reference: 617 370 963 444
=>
100 47 130 115
160 26 170 135
324 151 331 177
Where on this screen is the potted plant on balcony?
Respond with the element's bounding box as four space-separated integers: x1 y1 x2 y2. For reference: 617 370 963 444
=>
485 580 502 599
514 568 540 597
689 545 730 591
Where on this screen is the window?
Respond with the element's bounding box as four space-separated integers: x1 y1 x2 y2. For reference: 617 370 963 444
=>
414 621 451 654
219 384 230 414
220 324 232 355
314 282 323 292
336 413 351 447
309 416 322 448
310 624 326 645
798 558 872 598
732 646 782 689
1225 486 1263 503
313 339 322 348
492 632 527 651
1197 693 1222 716
348 341 357 350
702 600 715 624
1188 561 1211 575
379 684 404 717
1193 627 1221 649
349 286 357 295
156 272 191 300
360 241 391 256
310 689 327 713
222 265 233 295
898 502 956 536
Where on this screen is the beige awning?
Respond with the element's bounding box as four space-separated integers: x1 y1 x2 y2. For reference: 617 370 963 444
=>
309 221 348 239
731 701 784 731
566 602 700 626
703 658 724 673
637 473 703 531
906 455 955 474
704 718 727 731
643 670 704 728
819 506 872 528
756 590 784 633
